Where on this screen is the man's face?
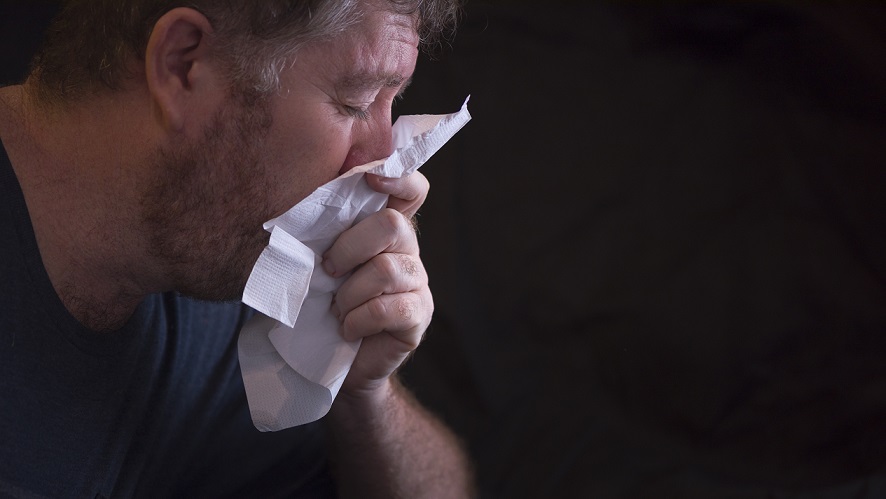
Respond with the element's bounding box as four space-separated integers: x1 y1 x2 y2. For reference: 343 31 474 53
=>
258 4 421 216
142 4 420 301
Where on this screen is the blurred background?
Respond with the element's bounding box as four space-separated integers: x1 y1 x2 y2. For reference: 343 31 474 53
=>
3 2 886 498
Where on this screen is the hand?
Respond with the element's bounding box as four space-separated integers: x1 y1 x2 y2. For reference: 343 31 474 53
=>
323 172 433 398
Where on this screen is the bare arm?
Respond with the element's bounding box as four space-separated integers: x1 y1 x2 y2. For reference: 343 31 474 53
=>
321 173 475 498
326 377 474 498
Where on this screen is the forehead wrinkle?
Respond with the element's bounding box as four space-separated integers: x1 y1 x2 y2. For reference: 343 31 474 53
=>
339 71 409 91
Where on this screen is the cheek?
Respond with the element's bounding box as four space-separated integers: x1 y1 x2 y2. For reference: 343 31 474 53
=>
263 124 355 216
340 147 366 174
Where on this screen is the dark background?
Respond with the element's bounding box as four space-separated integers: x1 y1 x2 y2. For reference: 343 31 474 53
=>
3 2 886 498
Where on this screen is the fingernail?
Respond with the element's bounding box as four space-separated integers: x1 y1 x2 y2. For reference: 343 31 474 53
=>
322 259 336 277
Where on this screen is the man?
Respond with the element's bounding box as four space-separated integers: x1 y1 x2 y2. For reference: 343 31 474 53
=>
0 1 473 497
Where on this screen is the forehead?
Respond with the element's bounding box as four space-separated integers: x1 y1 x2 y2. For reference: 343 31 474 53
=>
292 6 420 88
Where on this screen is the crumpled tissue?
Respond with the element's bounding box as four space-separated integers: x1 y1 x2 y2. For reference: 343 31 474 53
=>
238 97 471 431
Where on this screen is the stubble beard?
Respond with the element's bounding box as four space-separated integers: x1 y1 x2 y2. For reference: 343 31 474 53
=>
141 90 278 302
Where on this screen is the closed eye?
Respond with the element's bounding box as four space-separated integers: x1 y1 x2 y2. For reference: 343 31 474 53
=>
344 105 371 121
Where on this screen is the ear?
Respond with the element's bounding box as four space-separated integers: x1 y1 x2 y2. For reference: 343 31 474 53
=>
145 8 217 132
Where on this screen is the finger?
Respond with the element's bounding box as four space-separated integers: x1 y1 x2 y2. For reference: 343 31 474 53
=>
333 252 427 320
366 172 429 219
322 208 419 278
340 289 433 344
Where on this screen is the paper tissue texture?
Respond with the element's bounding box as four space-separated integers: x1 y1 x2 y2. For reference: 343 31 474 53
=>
239 97 471 431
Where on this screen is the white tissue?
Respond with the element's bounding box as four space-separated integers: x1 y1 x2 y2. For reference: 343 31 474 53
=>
238 97 471 431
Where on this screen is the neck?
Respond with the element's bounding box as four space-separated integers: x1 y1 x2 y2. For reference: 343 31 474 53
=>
0 84 167 331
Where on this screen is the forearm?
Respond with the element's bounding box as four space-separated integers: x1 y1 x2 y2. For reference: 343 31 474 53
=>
325 376 475 499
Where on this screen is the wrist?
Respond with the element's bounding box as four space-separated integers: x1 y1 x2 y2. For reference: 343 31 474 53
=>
329 375 399 426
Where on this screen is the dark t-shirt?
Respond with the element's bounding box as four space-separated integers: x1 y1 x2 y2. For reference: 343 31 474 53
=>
0 140 334 498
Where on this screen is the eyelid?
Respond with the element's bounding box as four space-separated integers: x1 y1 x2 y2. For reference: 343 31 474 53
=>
344 105 371 121
339 76 411 121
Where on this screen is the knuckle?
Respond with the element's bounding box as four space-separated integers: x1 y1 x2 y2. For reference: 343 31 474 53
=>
393 296 417 322
371 253 400 281
425 291 435 316
417 173 430 197
366 297 389 323
370 254 423 287
397 254 420 277
379 208 412 236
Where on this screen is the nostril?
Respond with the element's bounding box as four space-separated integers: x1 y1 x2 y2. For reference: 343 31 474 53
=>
337 127 393 175
337 147 373 175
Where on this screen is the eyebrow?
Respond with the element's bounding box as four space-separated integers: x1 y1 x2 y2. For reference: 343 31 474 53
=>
340 72 413 97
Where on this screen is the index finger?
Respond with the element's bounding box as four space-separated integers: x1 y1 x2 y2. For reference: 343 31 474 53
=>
366 171 429 219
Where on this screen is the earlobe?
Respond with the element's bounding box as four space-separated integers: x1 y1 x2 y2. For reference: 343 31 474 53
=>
145 7 215 132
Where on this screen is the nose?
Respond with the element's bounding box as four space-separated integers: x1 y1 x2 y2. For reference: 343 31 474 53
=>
339 109 393 174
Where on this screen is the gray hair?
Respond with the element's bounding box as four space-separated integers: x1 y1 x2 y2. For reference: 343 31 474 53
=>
31 0 460 104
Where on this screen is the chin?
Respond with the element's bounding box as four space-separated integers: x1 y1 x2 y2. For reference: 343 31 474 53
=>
178 232 268 304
